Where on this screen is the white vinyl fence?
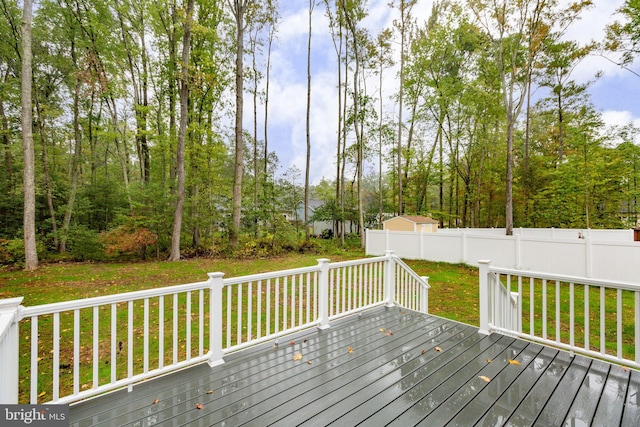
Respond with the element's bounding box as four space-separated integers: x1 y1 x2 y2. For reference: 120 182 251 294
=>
366 229 640 283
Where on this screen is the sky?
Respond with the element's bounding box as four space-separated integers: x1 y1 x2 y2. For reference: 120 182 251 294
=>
250 0 640 185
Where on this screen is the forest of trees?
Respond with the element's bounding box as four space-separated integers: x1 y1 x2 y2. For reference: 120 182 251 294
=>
1 0 640 268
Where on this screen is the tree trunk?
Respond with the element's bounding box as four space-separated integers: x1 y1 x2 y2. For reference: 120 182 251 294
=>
1 73 12 193
21 0 38 270
304 0 313 240
230 0 252 250
168 0 195 261
34 94 59 251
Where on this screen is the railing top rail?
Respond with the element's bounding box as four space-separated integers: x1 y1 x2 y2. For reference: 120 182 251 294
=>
488 265 640 291
21 280 211 318
394 257 430 288
222 265 320 286
327 255 389 269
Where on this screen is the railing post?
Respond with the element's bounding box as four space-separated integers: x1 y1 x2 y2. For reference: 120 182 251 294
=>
317 258 330 329
478 260 491 335
207 273 225 367
384 250 396 307
0 297 24 403
420 277 429 314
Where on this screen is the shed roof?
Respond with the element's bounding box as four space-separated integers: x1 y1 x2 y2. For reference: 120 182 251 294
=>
385 215 439 225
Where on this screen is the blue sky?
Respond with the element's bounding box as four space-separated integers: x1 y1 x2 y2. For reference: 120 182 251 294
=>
251 0 640 185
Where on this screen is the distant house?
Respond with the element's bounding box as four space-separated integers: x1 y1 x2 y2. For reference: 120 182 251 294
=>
383 215 439 232
285 200 357 236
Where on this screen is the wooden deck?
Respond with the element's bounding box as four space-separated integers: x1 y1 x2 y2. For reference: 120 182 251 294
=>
69 306 640 426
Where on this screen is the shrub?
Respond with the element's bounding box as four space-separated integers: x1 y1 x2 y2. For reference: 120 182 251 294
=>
0 239 25 266
101 225 158 259
66 226 105 261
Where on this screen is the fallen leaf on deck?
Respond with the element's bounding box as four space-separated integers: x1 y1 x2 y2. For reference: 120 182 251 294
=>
623 366 630 372
152 399 160 404
206 390 214 394
421 349 425 355
386 331 393 336
479 375 491 382
379 328 385 332
307 360 312 365
293 353 303 361
289 341 295 345
486 359 492 363
434 347 442 352
508 359 521 365
195 403 204 410
348 346 353 353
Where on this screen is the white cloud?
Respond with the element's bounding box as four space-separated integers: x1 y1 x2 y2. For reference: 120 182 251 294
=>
602 110 640 128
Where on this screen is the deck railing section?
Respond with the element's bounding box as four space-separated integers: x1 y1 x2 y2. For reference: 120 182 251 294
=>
0 252 429 405
479 260 640 369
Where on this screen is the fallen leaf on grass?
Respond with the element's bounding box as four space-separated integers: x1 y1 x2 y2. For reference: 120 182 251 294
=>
479 376 491 382
152 399 160 404
293 353 303 361
38 391 46 398
508 359 521 365
195 403 204 410
434 347 443 352
348 346 353 353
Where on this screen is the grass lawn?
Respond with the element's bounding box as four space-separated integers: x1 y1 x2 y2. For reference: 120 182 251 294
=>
0 254 481 324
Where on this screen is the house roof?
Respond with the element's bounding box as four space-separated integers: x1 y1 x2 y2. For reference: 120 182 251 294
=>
384 215 439 225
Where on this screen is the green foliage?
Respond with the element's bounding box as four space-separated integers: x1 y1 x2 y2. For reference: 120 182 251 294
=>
0 239 26 266
66 226 105 262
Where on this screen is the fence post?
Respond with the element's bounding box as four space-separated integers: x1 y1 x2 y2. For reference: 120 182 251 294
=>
478 260 491 335
384 250 396 307
585 237 593 278
317 258 331 329
420 277 429 314
461 231 467 264
515 233 521 269
207 273 225 367
0 297 23 403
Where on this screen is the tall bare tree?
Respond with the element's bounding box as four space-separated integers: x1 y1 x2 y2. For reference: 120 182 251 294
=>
168 0 195 261
229 0 254 250
21 0 37 270
305 0 314 240
392 0 416 215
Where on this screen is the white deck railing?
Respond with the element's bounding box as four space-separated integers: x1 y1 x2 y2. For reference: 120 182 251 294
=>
479 260 640 369
0 252 428 405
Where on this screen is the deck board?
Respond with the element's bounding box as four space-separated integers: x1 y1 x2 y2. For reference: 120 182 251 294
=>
68 306 638 427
